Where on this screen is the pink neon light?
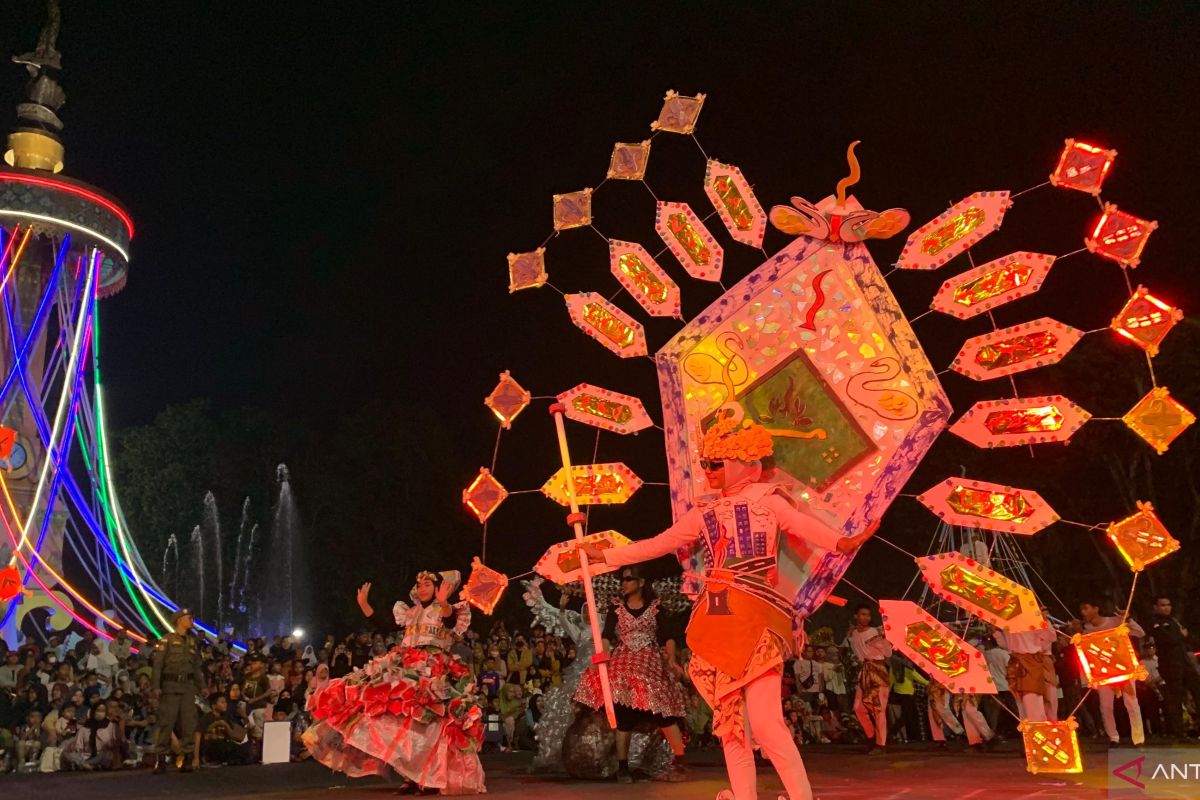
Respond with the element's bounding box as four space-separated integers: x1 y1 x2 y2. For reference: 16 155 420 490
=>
0 173 135 238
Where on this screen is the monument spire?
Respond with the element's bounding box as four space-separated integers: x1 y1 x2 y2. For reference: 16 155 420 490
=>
5 0 66 173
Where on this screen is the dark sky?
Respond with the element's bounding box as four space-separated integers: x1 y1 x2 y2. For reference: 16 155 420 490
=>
1 3 1197 617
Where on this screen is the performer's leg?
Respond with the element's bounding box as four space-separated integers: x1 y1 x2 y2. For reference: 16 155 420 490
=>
721 726 758 800
875 687 890 747
852 687 875 740
1044 684 1059 721
660 723 686 756
962 703 992 746
928 705 945 743
1121 687 1145 746
615 730 632 760
745 672 813 800
1019 692 1047 723
1097 686 1119 743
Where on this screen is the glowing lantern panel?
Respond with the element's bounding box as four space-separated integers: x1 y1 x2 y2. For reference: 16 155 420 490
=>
704 160 767 247
1107 501 1180 572
541 463 643 506
564 292 648 357
607 140 651 180
656 201 724 282
952 318 1083 380
462 468 508 523
507 249 547 292
1073 625 1148 688
879 600 995 694
1111 285 1183 356
932 252 1054 319
1019 718 1083 774
1049 139 1116 195
897 191 1011 270
535 530 633 584
460 558 508 615
553 188 592 230
1122 386 1195 455
0 425 15 460
484 370 530 429
950 395 1092 448
917 477 1059 534
609 240 681 318
557 383 653 435
0 565 21 602
916 551 1046 631
650 90 705 134
1085 204 1157 267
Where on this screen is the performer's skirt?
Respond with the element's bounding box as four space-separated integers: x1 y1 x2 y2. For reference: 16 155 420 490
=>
303 645 485 794
574 642 686 729
1006 652 1058 696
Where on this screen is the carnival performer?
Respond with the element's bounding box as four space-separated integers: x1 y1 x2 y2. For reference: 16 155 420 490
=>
848 603 893 755
573 565 688 783
994 615 1058 722
926 679 963 748
1080 599 1146 747
303 571 485 795
952 692 996 751
581 412 873 800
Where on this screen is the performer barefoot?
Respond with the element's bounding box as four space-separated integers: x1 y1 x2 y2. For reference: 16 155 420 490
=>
848 603 893 755
582 414 873 800
304 571 485 795
573 565 688 784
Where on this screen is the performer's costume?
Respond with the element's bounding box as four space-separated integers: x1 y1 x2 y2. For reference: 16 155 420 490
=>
602 415 850 800
847 624 893 747
926 680 963 743
952 693 994 746
1085 615 1145 746
304 571 485 794
995 627 1058 722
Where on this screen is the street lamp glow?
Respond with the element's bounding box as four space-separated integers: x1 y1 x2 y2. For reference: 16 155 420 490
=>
292 627 305 639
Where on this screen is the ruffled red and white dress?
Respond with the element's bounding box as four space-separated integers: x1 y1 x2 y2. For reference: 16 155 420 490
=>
574 598 686 729
304 600 485 794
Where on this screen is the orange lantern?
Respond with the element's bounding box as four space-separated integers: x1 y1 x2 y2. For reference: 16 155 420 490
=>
1018 718 1083 774
460 557 508 615
1122 386 1195 455
1073 625 1148 688
462 467 508 523
484 371 531 429
1107 501 1180 572
541 463 642 506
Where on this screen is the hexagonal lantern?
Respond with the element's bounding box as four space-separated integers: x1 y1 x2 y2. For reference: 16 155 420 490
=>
915 551 1047 632
917 477 1060 535
896 191 1011 270
950 395 1092 448
951 318 1083 381
609 239 681 318
535 530 632 584
656 201 724 282
655 229 951 617
556 383 653 435
704 160 767 248
541 462 643 506
564 292 648 358
931 252 1055 320
879 600 996 694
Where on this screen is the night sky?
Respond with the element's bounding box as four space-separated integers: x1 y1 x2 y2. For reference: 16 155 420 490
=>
2 3 1197 623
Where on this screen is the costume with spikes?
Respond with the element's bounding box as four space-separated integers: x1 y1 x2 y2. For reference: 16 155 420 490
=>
603 412 848 800
304 570 485 794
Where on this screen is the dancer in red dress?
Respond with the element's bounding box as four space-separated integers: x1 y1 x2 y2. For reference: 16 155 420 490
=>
573 565 688 783
304 570 485 795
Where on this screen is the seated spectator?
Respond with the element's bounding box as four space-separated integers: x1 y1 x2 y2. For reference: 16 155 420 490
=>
197 692 254 766
16 709 48 769
63 703 119 771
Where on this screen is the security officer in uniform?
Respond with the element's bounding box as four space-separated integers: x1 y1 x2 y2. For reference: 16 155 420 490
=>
151 608 206 773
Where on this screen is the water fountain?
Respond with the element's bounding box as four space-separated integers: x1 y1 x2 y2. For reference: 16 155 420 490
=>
202 491 223 630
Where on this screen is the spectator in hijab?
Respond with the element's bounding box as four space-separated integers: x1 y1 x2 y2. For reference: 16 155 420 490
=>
62 703 119 770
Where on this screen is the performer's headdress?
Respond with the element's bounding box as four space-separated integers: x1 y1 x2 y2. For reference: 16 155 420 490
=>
701 407 774 462
410 569 461 601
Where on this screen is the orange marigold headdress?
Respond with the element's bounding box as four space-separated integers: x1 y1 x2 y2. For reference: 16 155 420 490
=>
701 409 774 462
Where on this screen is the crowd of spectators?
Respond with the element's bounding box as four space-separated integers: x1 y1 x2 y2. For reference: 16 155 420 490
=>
0 592 1195 775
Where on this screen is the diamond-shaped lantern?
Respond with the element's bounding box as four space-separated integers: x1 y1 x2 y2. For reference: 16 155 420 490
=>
1107 501 1181 572
535 530 632 585
1111 285 1183 356
556 383 653 435
656 211 951 618
879 600 996 694
1049 139 1116 195
484 370 531 429
1085 204 1157 267
1122 386 1195 454
1073 624 1148 688
950 395 1092 448
656 201 724 282
896 191 1011 270
462 467 507 523
552 188 593 231
704 160 767 248
915 551 1047 632
951 318 1083 381
507 249 547 292
564 292 648 358
1018 718 1083 775
609 240 681 318
541 462 643 506
460 557 509 615
650 90 705 134
917 477 1059 534
607 141 651 180
931 252 1055 320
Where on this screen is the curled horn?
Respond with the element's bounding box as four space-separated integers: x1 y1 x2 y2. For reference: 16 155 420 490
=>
835 140 862 206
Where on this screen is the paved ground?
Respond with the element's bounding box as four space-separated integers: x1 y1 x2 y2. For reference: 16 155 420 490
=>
5 741 1197 798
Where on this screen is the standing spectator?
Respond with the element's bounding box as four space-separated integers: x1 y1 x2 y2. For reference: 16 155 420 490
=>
110 630 134 662
793 645 824 712
507 635 533 685
1081 599 1146 747
1149 595 1200 741
982 636 1016 737
239 655 274 740
1138 640 1166 738
498 675 526 752
822 645 847 712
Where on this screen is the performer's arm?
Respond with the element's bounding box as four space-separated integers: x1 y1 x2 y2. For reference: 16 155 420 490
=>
1126 617 1146 639
600 509 705 567
763 495 869 553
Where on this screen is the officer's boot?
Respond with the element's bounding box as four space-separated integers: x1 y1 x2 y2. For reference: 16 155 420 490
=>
152 754 169 774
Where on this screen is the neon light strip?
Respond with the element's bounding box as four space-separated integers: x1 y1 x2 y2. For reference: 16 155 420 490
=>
0 210 129 262
0 172 135 237
0 227 32 290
